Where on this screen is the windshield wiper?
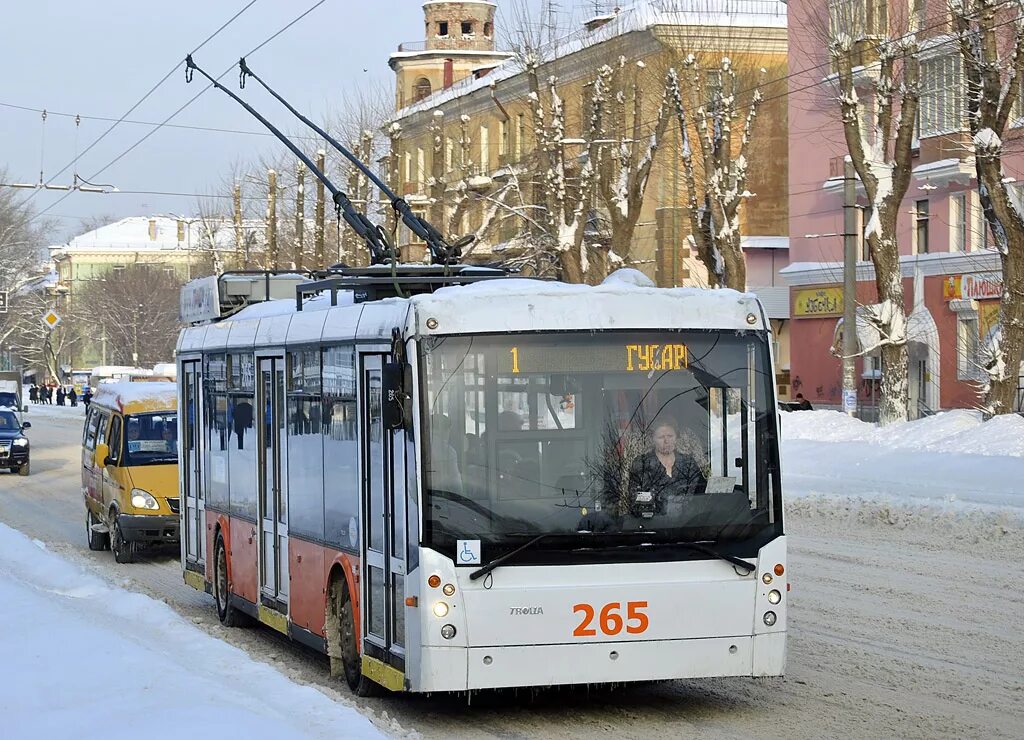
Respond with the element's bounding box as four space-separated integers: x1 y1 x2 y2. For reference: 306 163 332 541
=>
469 533 549 581
673 540 755 574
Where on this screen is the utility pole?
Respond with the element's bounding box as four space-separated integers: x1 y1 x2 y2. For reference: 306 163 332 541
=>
295 164 305 270
233 182 244 269
314 150 326 269
842 156 858 417
267 169 278 269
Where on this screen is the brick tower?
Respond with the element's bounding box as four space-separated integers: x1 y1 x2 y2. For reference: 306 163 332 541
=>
390 1 512 110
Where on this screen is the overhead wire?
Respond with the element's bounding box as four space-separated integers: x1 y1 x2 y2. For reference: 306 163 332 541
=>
25 0 329 229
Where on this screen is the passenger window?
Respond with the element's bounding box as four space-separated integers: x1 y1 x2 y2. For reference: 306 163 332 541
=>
83 408 94 444
85 411 101 451
108 416 123 464
96 413 110 447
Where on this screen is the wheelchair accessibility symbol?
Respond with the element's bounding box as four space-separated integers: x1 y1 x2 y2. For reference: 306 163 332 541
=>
457 539 481 565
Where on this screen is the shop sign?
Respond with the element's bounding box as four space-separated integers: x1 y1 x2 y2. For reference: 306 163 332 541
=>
794 287 844 318
944 273 1003 301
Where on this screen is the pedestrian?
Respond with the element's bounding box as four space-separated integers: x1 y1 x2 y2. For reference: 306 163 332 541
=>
82 387 93 411
68 387 78 407
795 393 813 411
56 386 66 406
28 385 38 404
45 385 53 405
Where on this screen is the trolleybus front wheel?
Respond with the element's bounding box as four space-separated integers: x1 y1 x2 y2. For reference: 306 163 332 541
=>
329 579 381 697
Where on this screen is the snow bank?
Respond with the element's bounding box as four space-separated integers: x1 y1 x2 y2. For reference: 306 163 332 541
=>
781 410 1024 516
781 408 1024 456
0 522 383 739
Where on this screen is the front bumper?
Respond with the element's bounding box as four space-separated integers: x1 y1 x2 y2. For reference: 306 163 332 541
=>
415 632 787 692
0 447 28 466
116 514 179 544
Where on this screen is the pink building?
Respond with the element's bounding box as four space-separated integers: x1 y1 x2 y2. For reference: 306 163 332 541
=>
785 0 1013 416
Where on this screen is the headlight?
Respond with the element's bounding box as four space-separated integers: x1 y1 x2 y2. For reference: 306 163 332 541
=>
440 624 456 639
432 601 449 618
763 611 777 626
768 589 782 605
13 438 28 447
130 489 159 510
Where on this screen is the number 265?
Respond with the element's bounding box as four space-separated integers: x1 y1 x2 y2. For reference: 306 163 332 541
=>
573 601 649 637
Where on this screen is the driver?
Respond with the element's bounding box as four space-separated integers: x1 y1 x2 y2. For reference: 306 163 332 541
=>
628 418 706 513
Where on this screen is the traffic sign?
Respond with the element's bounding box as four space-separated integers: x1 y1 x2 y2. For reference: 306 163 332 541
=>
42 309 61 330
0 291 7 313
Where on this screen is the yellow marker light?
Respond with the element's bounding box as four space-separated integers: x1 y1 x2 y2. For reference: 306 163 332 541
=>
442 583 456 597
774 563 785 577
428 574 441 588
432 601 449 618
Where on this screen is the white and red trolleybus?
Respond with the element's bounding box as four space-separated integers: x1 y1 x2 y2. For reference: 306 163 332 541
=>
177 266 787 695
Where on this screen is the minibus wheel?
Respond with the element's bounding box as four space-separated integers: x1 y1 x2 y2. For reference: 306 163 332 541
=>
214 532 244 627
86 510 109 551
110 516 138 564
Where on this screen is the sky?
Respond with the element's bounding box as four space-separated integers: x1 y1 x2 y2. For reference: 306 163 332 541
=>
1 0 597 244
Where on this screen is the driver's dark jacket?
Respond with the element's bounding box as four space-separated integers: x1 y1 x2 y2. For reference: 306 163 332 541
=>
628 450 706 512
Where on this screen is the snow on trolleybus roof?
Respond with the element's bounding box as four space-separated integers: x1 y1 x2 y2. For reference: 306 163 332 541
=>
92 382 177 416
178 268 768 352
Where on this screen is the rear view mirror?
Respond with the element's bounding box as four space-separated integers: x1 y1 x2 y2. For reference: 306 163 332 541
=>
548 373 579 396
382 361 407 430
20 422 31 430
95 443 110 468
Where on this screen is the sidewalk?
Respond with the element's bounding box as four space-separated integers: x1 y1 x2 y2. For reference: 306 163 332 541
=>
0 522 384 740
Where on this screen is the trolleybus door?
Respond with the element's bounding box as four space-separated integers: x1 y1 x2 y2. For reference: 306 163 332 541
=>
181 361 204 567
360 353 406 667
257 356 289 606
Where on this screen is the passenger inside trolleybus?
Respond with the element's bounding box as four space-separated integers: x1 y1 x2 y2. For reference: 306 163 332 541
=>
422 330 783 564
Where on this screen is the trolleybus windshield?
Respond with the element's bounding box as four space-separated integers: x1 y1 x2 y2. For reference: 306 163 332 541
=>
421 331 782 561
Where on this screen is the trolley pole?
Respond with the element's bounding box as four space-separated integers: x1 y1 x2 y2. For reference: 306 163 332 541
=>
842 156 858 418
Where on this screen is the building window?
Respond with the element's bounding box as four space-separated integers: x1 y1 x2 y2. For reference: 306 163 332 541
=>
515 113 525 159
919 53 963 138
413 78 432 103
484 21 493 37
499 119 508 157
973 190 989 251
437 21 448 36
914 199 929 254
957 315 983 381
461 21 473 35
479 124 490 172
950 193 968 252
416 147 425 187
445 136 454 171
828 0 886 40
705 70 723 114
404 151 412 184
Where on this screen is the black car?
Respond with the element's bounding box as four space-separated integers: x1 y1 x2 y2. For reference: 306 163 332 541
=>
0 410 30 475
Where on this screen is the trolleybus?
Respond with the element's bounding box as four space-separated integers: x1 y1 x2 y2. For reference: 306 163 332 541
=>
177 266 786 695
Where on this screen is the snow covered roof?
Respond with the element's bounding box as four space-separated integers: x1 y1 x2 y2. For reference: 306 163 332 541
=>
56 216 262 254
92 381 177 415
179 269 771 354
393 0 787 120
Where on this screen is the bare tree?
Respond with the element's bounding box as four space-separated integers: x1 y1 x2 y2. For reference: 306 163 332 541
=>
951 0 1024 415
598 58 671 266
74 264 180 366
665 56 766 290
526 61 614 283
824 9 920 425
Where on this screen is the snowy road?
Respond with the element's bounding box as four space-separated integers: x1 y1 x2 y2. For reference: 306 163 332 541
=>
1 407 1022 738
